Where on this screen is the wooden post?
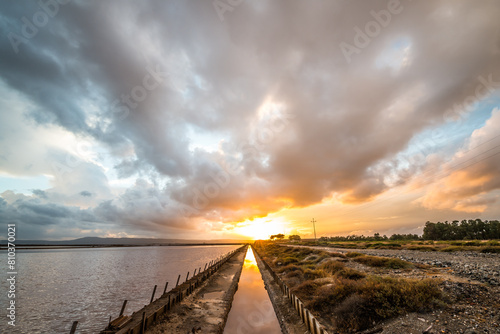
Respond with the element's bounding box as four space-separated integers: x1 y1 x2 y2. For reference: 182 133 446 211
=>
141 312 146 333
120 300 128 317
312 317 318 334
150 285 157 304
176 274 181 287
185 271 190 282
204 263 207 271
194 268 197 276
163 281 169 294
305 309 311 331
69 321 78 334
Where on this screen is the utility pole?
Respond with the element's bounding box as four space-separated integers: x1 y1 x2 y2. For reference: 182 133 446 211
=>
311 218 317 242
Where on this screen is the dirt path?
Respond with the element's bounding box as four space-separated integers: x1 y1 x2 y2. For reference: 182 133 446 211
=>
146 246 247 334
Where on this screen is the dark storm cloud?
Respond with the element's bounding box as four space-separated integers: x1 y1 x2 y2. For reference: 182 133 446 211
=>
32 189 48 198
1 0 500 237
0 191 92 226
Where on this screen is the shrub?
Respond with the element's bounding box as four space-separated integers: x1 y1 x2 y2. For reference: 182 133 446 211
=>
292 280 323 302
367 242 402 249
309 276 446 332
304 269 327 280
336 268 366 280
329 252 347 258
277 264 302 274
329 243 361 249
480 246 500 253
353 255 413 269
407 246 438 252
318 260 345 274
285 269 304 281
281 256 299 265
333 294 371 331
464 241 482 246
441 246 465 252
345 252 365 258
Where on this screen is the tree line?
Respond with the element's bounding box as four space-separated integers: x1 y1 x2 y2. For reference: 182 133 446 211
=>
319 232 420 242
269 219 500 242
422 219 500 240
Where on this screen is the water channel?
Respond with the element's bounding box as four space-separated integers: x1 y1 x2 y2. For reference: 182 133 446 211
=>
223 246 281 334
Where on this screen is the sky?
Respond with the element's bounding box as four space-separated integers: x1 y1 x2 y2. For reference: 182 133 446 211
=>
1 0 500 241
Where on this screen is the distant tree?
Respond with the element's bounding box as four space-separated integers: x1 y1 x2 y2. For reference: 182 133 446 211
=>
270 234 285 241
288 235 301 241
389 233 421 241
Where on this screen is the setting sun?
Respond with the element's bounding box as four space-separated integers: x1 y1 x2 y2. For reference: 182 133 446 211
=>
234 218 287 240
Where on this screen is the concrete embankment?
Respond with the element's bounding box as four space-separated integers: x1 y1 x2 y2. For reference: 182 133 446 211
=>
145 245 247 333
100 245 246 334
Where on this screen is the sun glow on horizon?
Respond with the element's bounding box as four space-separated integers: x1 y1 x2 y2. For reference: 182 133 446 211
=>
234 217 288 240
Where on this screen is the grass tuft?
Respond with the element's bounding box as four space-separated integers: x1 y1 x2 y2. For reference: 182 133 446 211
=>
480 246 500 253
318 260 345 274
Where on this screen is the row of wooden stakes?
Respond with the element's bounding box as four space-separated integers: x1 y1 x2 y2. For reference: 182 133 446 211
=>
67 246 246 334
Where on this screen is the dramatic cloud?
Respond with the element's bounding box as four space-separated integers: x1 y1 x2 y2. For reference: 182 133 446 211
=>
1 0 499 239
418 108 500 212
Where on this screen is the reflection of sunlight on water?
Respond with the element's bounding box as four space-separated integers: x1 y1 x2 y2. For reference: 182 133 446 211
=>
243 246 257 268
223 246 281 334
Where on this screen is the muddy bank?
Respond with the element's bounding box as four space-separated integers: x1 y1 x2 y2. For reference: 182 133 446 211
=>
146 245 247 334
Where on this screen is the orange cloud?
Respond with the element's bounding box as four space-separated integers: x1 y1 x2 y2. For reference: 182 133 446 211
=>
417 108 500 212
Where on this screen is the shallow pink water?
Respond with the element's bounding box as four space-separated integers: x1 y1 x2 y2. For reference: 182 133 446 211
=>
0 245 240 334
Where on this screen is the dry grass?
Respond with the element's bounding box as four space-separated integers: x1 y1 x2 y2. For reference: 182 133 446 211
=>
318 260 346 274
307 276 445 332
407 245 438 251
254 241 446 333
297 239 500 253
480 246 500 253
348 253 413 269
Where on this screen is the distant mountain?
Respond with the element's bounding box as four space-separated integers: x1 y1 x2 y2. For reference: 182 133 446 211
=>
0 236 248 246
